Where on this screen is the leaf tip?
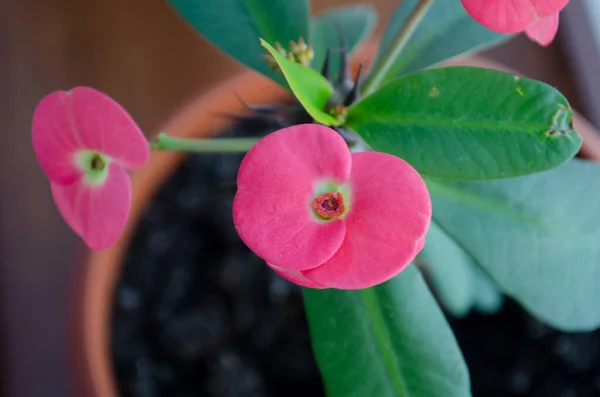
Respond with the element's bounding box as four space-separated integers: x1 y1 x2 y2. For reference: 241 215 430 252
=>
546 104 574 138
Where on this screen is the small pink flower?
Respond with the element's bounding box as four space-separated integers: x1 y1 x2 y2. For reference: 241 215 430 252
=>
461 0 569 46
32 87 149 250
233 124 431 290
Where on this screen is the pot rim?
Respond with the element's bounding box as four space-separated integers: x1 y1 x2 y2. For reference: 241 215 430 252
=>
69 44 600 397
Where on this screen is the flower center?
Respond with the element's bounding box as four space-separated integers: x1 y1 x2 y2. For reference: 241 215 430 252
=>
75 150 111 185
90 153 106 171
312 192 345 219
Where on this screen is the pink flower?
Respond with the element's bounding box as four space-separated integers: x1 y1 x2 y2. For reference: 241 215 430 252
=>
232 124 431 290
32 87 149 250
461 0 569 46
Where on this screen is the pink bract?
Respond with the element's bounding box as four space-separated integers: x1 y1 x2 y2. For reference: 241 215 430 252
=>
267 263 327 289
233 124 431 290
461 0 568 45
233 123 351 271
525 13 559 47
32 87 149 250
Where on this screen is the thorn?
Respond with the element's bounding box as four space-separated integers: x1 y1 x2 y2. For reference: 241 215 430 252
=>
321 48 331 81
233 92 281 115
213 111 287 128
344 62 364 106
335 24 351 86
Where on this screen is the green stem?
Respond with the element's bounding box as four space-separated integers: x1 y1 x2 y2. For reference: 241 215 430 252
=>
150 133 260 153
361 0 435 96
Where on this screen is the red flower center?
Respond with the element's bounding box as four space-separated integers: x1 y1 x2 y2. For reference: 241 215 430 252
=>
312 192 345 219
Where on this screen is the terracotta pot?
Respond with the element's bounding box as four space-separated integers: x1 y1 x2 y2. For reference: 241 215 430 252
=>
70 44 600 397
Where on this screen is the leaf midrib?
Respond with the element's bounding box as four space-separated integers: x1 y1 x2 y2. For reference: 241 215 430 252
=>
427 178 563 235
348 112 547 136
358 287 408 397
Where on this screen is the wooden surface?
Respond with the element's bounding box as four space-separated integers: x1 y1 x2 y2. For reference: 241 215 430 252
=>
0 0 585 396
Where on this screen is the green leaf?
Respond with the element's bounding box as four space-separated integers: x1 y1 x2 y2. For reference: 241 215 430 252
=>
418 222 476 318
261 39 339 126
168 0 308 86
471 265 504 315
347 66 582 180
304 266 471 397
311 5 377 79
420 222 504 317
427 159 600 331
377 0 510 80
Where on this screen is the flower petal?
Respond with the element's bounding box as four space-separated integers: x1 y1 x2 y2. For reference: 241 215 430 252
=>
33 88 148 185
33 91 84 184
303 152 431 289
69 87 149 169
267 263 328 289
51 163 131 250
233 124 351 270
531 0 569 16
51 181 82 235
461 0 535 33
525 13 559 46
461 0 568 33
236 124 351 192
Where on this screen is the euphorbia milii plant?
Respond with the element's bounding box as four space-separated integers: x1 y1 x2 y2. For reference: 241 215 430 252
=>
33 0 600 395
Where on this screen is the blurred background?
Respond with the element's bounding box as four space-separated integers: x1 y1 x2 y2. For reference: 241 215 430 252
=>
1 0 598 396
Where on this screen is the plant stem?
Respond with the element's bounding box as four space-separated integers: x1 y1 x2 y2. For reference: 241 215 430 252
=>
361 0 435 96
150 133 260 153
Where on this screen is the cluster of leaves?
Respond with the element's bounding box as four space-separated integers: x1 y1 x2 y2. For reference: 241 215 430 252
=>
170 0 600 396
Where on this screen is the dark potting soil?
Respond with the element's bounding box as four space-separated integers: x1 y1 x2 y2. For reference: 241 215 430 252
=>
111 118 600 397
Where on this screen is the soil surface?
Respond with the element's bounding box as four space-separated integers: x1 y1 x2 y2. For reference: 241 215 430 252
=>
112 120 600 397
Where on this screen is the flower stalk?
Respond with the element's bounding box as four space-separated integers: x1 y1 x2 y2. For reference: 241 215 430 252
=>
150 133 260 153
361 0 435 96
